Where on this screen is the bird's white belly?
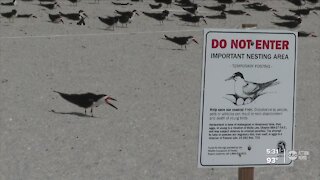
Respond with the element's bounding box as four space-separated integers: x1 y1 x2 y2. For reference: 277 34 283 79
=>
234 82 253 98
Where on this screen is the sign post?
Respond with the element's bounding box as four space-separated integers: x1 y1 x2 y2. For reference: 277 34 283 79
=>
198 29 297 172
238 167 254 180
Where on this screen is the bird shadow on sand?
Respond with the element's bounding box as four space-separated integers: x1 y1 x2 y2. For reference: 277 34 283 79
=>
97 27 115 31
158 46 186 51
49 109 97 118
179 23 202 27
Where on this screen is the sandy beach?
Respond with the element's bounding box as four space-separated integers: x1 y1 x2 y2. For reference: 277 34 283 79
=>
0 0 319 179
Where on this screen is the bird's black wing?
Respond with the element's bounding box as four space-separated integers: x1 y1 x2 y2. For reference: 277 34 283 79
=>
1 12 12 17
54 91 94 108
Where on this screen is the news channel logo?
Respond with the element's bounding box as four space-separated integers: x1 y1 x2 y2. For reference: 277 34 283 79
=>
288 150 310 161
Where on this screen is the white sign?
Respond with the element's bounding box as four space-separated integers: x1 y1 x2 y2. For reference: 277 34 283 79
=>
198 29 297 167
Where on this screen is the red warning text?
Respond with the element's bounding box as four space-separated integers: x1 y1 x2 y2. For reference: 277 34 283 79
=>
211 39 289 50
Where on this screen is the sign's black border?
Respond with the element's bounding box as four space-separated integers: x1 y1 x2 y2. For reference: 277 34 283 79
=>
199 30 297 167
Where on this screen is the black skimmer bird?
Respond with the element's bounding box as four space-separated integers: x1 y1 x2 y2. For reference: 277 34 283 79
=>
206 11 227 19
1 0 17 6
54 91 117 117
273 13 301 21
59 10 88 21
243 3 275 11
204 4 226 11
216 0 233 4
1 9 17 22
39 2 60 10
224 10 250 15
17 14 37 18
272 19 302 28
163 35 198 49
112 2 133 6
225 72 279 104
67 0 79 6
154 0 172 7
182 4 199 14
115 10 139 19
149 3 162 9
98 16 118 30
115 15 131 27
142 10 169 24
313 6 320 10
306 0 318 3
178 15 207 26
48 13 64 23
39 0 56 4
286 0 306 7
173 13 192 19
289 8 312 15
175 0 197 7
298 31 317 37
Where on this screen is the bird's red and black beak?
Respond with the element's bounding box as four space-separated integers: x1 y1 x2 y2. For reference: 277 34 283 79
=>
105 96 118 109
192 38 199 44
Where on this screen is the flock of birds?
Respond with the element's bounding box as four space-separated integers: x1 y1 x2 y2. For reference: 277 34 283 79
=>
1 0 319 115
0 0 319 44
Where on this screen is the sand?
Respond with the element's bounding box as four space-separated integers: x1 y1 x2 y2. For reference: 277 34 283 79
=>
0 0 319 179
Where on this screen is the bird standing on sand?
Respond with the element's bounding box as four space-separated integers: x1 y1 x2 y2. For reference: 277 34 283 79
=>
39 2 60 10
272 18 301 28
54 91 117 117
149 3 162 9
17 14 37 18
206 11 227 19
67 0 79 6
1 0 17 6
39 0 56 4
216 0 233 4
306 0 318 3
298 31 317 37
49 13 64 23
99 16 118 30
59 10 88 21
182 4 199 14
1 9 17 22
155 0 172 7
115 10 139 19
112 1 133 5
142 10 169 24
175 0 196 7
273 13 301 21
204 4 226 11
224 10 250 15
116 15 131 27
243 3 274 11
286 0 306 7
178 15 207 26
163 35 198 49
173 13 192 19
289 8 312 15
